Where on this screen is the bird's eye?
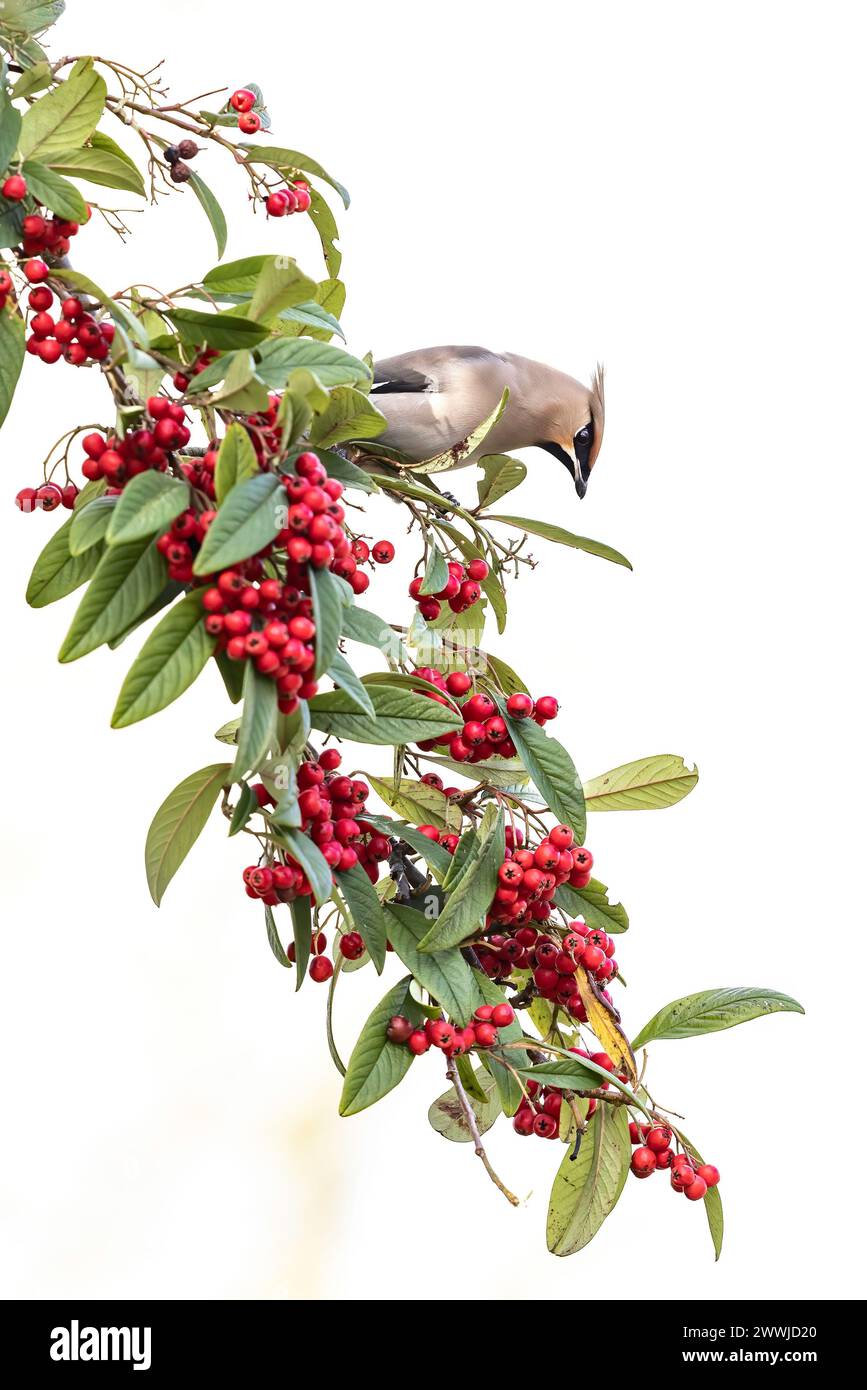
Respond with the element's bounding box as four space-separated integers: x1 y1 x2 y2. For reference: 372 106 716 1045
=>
576 427 590 443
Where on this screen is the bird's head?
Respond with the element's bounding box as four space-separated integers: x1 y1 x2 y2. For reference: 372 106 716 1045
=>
538 366 605 498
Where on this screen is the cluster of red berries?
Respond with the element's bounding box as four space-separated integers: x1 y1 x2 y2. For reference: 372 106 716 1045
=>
264 181 311 217
0 177 88 257
387 1001 516 1058
513 1049 618 1138
172 347 220 396
7 259 115 367
229 88 264 134
408 556 489 623
15 480 79 513
77 401 192 486
242 746 393 906
629 1123 721 1202
411 670 559 765
332 535 395 596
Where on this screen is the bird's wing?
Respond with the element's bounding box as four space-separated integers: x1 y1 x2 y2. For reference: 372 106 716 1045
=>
371 346 503 396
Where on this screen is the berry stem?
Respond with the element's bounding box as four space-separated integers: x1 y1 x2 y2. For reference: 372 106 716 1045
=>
445 1055 520 1208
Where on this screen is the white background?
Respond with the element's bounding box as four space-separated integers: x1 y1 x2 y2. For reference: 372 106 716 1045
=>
1 0 864 1300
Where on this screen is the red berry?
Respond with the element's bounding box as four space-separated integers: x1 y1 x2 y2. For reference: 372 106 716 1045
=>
428 1019 455 1050
230 88 256 113
386 1015 413 1044
35 483 63 511
513 1107 535 1136
372 539 395 563
266 192 289 217
474 1022 498 1048
2 174 27 201
505 692 534 719
467 558 489 581
60 483 79 509
407 1029 430 1055
534 695 559 720
581 943 605 972
654 1148 674 1170
532 1112 558 1139
24 258 49 284
491 1002 515 1028
238 111 261 134
61 297 83 321
696 1163 720 1188
684 1175 708 1201
646 1125 673 1153
15 487 38 513
339 931 365 961
309 956 334 984
417 824 441 842
630 1146 657 1178
28 287 53 312
445 671 471 697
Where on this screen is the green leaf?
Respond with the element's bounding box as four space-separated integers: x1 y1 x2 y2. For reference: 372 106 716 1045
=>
25 513 101 607
278 299 344 341
341 604 400 654
631 987 805 1050
309 387 386 450
187 170 227 258
290 894 312 989
339 976 421 1117
368 775 462 833
47 142 146 197
417 805 504 952
68 494 116 555
145 762 230 905
335 863 388 973
58 539 166 661
248 258 317 323
167 307 267 351
503 705 586 842
228 781 257 837
193 472 284 576
308 563 345 680
216 649 245 704
232 663 278 779
485 515 632 569
546 1104 631 1256
326 650 375 714
111 591 216 728
307 186 341 274
308 684 463 745
18 67 106 162
106 471 189 546
409 389 509 476
0 301 25 432
214 421 260 504
0 105 23 179
279 827 333 907
241 144 350 208
678 1130 724 1261
385 904 480 1026
428 1068 501 1142
12 60 52 99
316 450 376 494
0 1 66 36
583 754 699 811
516 1056 625 1094
419 543 449 596
475 454 527 508
264 903 291 967
484 652 529 696
555 877 629 936
202 256 274 294
255 337 370 390
19 159 86 220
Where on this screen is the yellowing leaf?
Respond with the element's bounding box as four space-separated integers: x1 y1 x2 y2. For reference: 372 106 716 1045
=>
576 967 638 1083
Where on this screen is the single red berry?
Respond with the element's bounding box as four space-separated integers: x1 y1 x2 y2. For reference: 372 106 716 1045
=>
407 1029 430 1055
417 824 441 842
28 286 53 312
60 483 79 509
309 956 334 984
655 1148 674 1170
646 1124 673 1153
506 691 534 719
581 943 605 972
238 111 261 134
15 487 38 513
24 258 49 284
372 539 395 564
532 1112 558 1139
697 1163 720 1188
535 695 559 720
631 1146 657 1178
266 192 289 217
684 1175 708 1201
491 1002 515 1028
230 87 256 112
428 1019 456 1050
628 1121 641 1144
474 1022 498 1048
2 174 27 201
386 1015 414 1044
466 558 489 581
35 483 63 511
513 1106 535 1136
339 931 365 961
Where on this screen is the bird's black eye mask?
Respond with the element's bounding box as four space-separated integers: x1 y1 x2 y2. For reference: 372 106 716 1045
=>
538 420 594 497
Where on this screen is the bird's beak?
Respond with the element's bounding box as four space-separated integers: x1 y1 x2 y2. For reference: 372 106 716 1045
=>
574 465 588 499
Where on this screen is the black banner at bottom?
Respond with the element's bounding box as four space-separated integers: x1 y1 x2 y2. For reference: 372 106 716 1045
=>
0 1300 859 1374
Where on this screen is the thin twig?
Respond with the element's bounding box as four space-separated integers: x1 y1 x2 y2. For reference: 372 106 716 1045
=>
445 1057 520 1207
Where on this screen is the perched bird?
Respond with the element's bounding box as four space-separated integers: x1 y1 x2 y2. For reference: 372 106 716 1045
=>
370 346 605 497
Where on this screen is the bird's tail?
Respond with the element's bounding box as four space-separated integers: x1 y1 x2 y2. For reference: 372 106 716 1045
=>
589 363 605 471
